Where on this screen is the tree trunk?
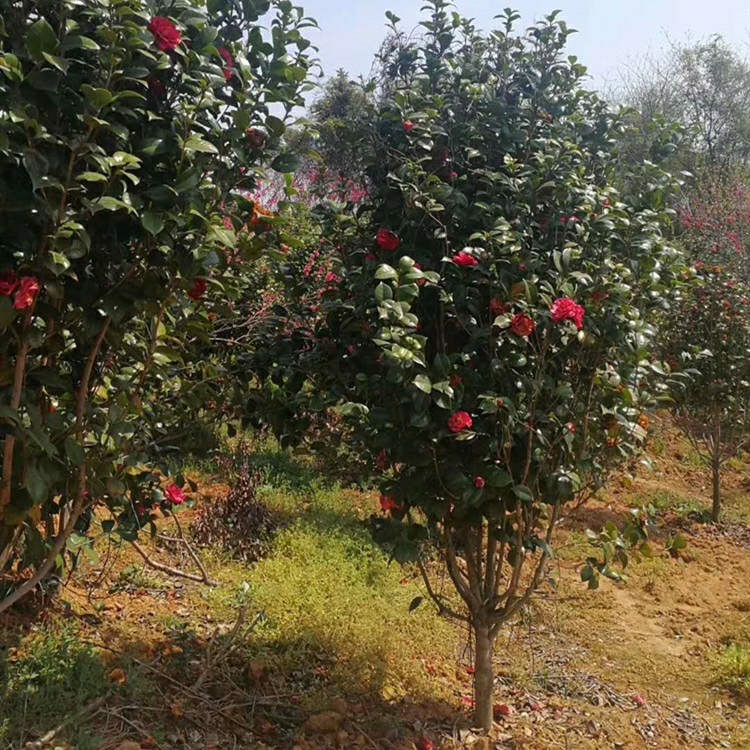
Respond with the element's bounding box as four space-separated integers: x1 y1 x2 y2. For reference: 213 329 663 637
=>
473 623 494 731
711 416 721 524
712 458 721 524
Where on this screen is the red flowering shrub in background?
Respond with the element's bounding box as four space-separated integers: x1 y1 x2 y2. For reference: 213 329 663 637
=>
678 173 750 282
660 262 750 522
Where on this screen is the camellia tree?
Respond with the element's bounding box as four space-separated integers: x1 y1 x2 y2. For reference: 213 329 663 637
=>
660 263 750 522
254 3 683 730
0 0 315 611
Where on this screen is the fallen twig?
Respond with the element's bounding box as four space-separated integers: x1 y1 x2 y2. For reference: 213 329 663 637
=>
24 694 109 749
172 511 216 585
130 540 219 586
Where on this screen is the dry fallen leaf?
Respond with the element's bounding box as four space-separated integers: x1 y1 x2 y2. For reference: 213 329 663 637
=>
108 667 127 684
170 702 183 719
305 711 342 735
248 658 268 684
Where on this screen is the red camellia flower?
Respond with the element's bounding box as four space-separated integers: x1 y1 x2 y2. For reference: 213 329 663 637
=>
246 128 266 149
416 736 434 750
403 120 414 132
490 298 508 316
494 703 512 718
376 229 400 251
379 493 403 513
0 271 18 296
447 411 473 433
147 16 182 52
510 312 534 337
13 277 40 310
218 47 234 81
453 251 478 267
590 288 609 305
165 483 186 505
187 277 207 301
473 476 485 489
449 374 462 387
550 297 585 330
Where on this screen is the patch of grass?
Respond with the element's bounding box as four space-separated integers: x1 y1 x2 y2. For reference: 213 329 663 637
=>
244 518 454 704
714 642 750 698
0 622 107 748
634 555 670 592
194 482 454 706
648 436 666 456
554 530 591 562
637 488 705 517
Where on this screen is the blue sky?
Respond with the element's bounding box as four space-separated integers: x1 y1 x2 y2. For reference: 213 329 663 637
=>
301 0 750 88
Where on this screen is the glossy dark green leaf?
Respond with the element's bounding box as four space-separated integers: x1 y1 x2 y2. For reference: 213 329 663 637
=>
26 18 57 60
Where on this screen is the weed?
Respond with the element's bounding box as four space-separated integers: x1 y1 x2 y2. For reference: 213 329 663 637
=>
636 488 705 518
0 622 107 747
714 643 750 698
636 556 669 593
112 564 167 592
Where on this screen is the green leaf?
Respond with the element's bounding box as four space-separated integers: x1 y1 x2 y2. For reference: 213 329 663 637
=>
374 282 392 304
184 135 218 154
47 251 70 274
512 485 533 502
265 115 286 136
64 437 85 466
669 533 687 551
92 196 127 212
62 35 100 51
25 463 50 503
81 85 112 110
209 224 235 247
26 18 58 60
374 264 397 280
271 152 300 173
486 467 513 488
413 374 432 393
408 596 423 613
22 150 49 191
77 172 108 182
141 211 164 235
536 538 555 559
42 52 68 73
339 402 370 418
